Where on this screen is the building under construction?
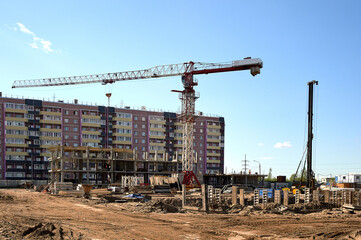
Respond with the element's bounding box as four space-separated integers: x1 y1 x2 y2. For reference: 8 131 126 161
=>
49 146 180 184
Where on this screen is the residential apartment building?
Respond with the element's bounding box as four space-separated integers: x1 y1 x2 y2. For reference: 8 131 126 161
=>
0 96 225 181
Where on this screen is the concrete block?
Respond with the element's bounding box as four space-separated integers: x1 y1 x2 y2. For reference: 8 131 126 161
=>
232 186 238 205
283 190 289 206
324 190 330 203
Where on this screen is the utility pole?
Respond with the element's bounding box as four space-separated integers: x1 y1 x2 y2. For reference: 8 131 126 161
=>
242 154 249 174
306 80 318 188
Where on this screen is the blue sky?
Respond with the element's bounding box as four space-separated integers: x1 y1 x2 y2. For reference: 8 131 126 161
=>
0 1 360 178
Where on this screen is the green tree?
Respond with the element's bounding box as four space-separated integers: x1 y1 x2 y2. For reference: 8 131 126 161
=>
288 171 307 182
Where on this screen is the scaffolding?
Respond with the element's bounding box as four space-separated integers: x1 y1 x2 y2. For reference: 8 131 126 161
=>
48 146 180 185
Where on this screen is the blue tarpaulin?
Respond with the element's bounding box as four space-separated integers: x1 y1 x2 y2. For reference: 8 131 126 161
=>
124 194 143 199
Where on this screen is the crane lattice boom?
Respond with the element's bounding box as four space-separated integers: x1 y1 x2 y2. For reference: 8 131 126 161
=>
12 58 262 89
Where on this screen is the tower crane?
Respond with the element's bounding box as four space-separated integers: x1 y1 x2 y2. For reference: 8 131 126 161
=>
12 57 263 186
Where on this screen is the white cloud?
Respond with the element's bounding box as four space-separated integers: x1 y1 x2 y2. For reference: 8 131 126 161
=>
14 22 54 54
16 23 34 35
274 141 292 148
260 156 274 160
258 142 264 147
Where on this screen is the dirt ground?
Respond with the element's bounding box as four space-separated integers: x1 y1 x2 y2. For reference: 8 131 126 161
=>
0 189 361 240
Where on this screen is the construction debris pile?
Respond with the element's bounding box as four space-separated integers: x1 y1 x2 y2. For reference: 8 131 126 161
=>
0 217 84 240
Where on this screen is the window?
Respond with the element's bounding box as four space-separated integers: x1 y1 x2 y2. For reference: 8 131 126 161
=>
82 134 99 139
134 117 138 121
65 110 69 115
74 127 78 131
141 139 146 144
74 136 78 140
116 112 132 118
142 125 145 129
64 127 69 131
5 138 25 144
142 132 146 136
115 129 132 134
73 143 78 147
142 117 146 121
5 121 25 127
74 119 78 124
134 139 138 143
134 124 138 128
134 131 138 136
64 135 69 139
115 121 132 126
115 136 131 141
74 111 78 115
82 118 105 125
141 147 145 151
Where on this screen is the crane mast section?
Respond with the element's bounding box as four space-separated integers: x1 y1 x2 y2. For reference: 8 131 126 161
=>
12 58 262 89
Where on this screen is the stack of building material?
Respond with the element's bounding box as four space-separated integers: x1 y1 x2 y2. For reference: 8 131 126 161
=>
153 185 171 193
90 188 112 196
51 182 73 194
121 176 144 188
149 176 178 185
58 190 83 197
108 186 121 193
150 176 180 193
131 185 153 194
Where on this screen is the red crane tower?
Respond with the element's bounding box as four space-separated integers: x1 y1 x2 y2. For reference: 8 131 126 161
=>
12 57 263 186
